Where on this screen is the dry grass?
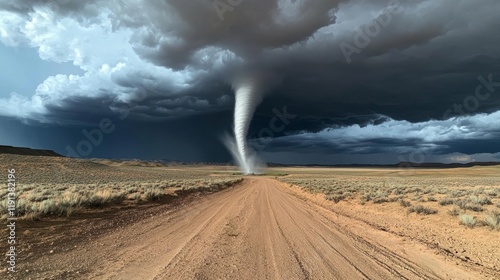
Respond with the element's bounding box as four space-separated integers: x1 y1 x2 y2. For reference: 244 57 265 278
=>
459 214 476 227
407 205 438 215
0 178 243 219
484 211 500 230
448 205 461 216
278 166 500 229
0 154 243 219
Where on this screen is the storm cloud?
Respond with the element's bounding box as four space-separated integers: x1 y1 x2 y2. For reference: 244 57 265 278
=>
1 0 499 163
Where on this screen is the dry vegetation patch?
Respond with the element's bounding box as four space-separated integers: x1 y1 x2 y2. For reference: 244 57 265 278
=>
279 167 500 230
0 154 242 219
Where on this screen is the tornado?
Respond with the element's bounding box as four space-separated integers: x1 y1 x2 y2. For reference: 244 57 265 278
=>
224 75 266 174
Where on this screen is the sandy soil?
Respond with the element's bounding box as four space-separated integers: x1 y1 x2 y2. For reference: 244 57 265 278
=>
290 186 500 275
4 177 494 279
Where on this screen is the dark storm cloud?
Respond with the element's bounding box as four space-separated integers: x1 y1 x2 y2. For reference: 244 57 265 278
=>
253 111 500 157
1 0 500 161
129 0 339 69
3 0 500 122
438 139 500 155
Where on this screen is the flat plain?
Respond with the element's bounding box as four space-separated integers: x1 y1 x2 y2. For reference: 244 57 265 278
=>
1 154 499 279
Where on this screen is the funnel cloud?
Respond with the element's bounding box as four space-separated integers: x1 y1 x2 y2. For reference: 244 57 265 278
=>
227 73 276 174
233 77 262 173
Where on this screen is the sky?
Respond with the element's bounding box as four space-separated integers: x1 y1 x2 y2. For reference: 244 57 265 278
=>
1 0 500 165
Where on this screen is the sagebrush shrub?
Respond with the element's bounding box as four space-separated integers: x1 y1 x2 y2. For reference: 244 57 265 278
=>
407 205 438 215
459 214 476 227
484 211 500 229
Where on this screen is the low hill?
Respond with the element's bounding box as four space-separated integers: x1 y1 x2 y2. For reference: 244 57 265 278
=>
0 145 63 157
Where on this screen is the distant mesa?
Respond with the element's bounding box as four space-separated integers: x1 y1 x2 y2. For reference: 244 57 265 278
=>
0 145 63 157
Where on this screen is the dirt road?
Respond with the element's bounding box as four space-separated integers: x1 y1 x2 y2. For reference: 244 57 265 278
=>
20 178 485 279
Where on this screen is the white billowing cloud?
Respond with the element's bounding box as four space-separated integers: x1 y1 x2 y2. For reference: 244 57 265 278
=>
322 114 495 143
0 73 112 121
0 92 47 119
0 3 211 122
23 8 127 68
0 10 26 46
386 112 497 141
266 111 500 154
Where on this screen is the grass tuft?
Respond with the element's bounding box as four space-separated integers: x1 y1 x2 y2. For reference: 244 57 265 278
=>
484 211 500 230
447 205 461 216
399 199 411 207
438 197 455 206
407 205 438 215
459 214 476 227
325 194 347 203
427 196 437 202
